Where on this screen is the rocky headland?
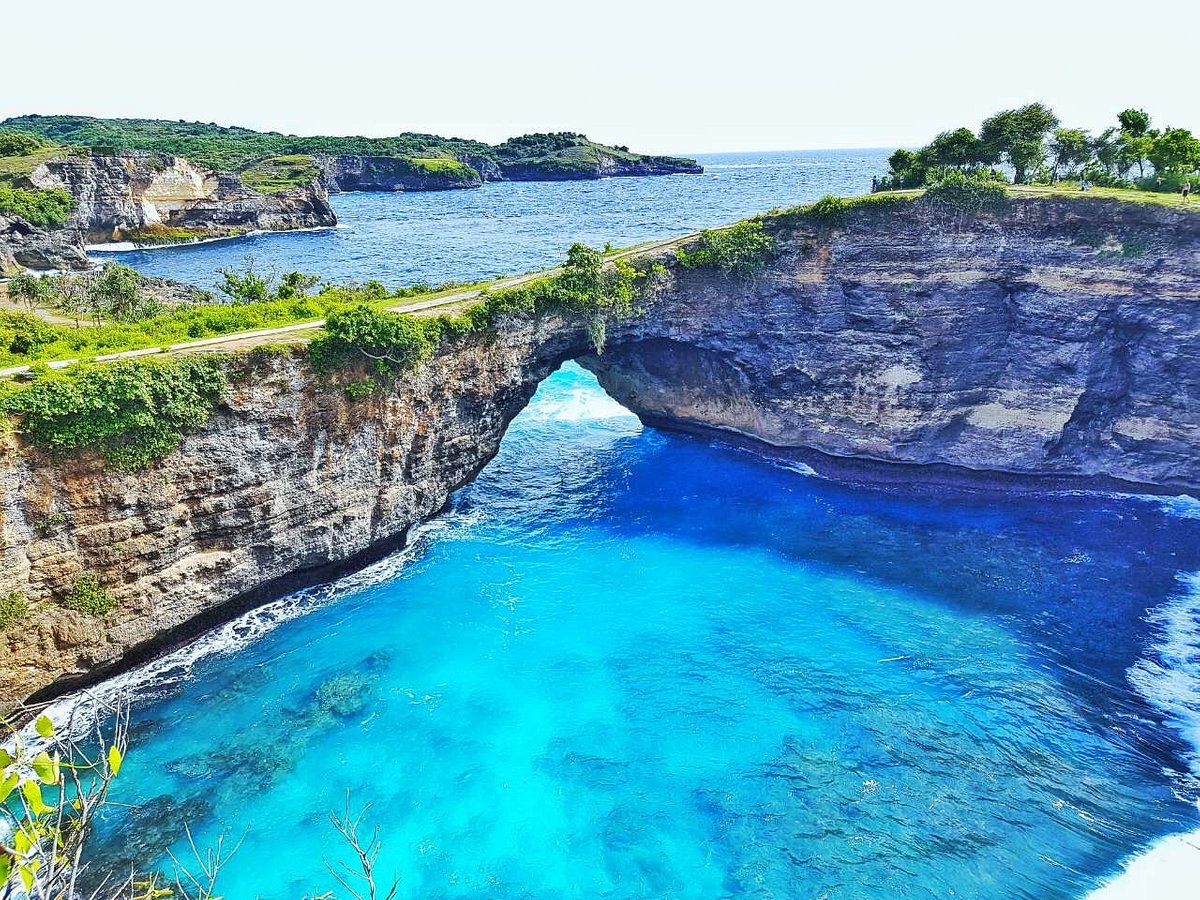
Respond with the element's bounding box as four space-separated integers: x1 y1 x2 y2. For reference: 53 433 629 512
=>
1 195 1197 709
30 152 336 245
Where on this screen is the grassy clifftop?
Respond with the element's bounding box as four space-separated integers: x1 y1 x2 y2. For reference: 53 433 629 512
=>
1 116 700 182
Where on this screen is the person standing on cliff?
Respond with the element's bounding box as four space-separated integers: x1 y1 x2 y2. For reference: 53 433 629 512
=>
1184 181 1192 200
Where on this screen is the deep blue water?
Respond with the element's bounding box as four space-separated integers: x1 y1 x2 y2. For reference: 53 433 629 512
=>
68 365 1200 899
98 150 890 288
54 149 1200 897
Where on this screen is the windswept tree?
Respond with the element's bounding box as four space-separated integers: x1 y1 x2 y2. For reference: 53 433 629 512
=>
1048 128 1091 181
979 103 1059 184
1117 108 1156 178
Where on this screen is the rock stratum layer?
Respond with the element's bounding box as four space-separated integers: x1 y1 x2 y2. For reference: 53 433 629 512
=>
1 196 1197 708
1 152 336 270
30 152 336 244
316 155 483 192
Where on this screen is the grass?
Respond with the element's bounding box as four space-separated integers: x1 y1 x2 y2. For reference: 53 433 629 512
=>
1008 183 1200 211
0 276 500 370
240 154 322 194
0 147 63 179
409 157 475 178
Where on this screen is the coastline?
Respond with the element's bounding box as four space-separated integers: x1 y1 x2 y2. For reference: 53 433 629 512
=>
85 224 341 255
1088 826 1200 898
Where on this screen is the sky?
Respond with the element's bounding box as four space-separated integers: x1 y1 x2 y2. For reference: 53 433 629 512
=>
2 0 1195 155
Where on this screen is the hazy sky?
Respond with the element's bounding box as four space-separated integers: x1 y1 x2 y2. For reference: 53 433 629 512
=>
2 0 1194 154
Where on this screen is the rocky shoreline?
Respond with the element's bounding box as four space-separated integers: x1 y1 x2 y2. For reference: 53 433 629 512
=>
1 196 1197 709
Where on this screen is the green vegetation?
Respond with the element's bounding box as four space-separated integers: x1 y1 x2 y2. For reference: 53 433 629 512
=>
117 224 217 244
1 355 229 468
60 573 117 615
313 243 649 377
878 104 1199 195
0 182 73 228
1 114 493 171
0 266 414 368
409 157 476 178
0 115 699 183
240 153 322 194
0 591 29 630
0 129 53 157
33 511 68 533
676 220 776 275
0 129 75 227
923 170 1009 213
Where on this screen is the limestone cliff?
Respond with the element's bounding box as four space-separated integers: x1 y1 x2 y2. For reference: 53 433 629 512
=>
27 152 336 244
316 155 483 192
0 215 89 273
591 197 1200 488
498 151 704 181
1 196 1197 708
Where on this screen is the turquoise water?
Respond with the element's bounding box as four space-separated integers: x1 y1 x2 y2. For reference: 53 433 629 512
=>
99 150 890 288
75 364 1200 899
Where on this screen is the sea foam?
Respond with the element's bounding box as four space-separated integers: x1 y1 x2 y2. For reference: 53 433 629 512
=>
1091 569 1200 896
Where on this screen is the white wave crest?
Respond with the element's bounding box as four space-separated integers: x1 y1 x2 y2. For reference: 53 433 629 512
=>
20 513 476 745
1127 571 1200 773
1096 572 1200 896
1159 495 1200 520
523 388 639 424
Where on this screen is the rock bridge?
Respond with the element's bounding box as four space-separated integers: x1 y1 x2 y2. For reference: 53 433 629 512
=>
2 196 1198 708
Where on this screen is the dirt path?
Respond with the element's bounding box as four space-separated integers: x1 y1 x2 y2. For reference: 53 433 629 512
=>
0 233 694 377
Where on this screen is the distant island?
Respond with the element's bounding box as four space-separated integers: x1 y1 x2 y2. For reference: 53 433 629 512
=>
0 116 703 271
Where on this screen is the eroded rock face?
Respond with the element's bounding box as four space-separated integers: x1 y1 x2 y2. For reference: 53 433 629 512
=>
1 197 1197 707
316 155 482 192
590 198 1200 488
0 215 89 273
28 152 336 243
498 151 704 181
0 320 586 708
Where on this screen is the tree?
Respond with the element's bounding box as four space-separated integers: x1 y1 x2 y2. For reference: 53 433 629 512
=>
0 129 51 157
1049 128 1091 181
217 256 274 303
7 273 54 311
90 263 152 322
1090 127 1122 177
277 271 321 300
1117 108 1151 138
980 103 1059 184
886 148 924 187
927 127 992 171
1118 108 1155 178
1148 128 1200 179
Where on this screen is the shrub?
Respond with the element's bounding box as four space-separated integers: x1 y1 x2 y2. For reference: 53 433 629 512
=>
676 220 775 276
922 170 1009 213
0 129 53 157
0 591 29 630
60 574 116 615
309 304 437 376
343 379 378 400
0 183 74 228
0 311 58 356
804 195 848 225
1 356 229 468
